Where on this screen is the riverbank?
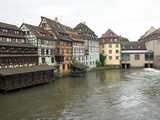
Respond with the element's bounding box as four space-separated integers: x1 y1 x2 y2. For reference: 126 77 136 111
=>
55 65 156 78
55 66 120 78
90 66 116 71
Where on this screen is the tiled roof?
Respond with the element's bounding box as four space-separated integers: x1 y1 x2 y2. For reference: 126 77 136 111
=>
41 16 72 42
150 28 160 34
61 24 84 42
41 16 66 34
0 22 20 31
99 29 120 43
139 27 160 42
99 29 121 43
139 26 157 41
0 21 25 38
122 42 146 50
74 23 97 40
22 23 56 41
101 29 119 38
74 23 95 34
61 24 75 32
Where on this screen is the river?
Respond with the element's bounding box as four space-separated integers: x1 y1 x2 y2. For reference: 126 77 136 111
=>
1 68 160 120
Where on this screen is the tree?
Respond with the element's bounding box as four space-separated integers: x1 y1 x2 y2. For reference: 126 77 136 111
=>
100 53 106 66
120 37 129 44
71 57 78 64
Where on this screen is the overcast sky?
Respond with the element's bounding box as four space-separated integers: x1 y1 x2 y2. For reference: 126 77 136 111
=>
0 0 160 41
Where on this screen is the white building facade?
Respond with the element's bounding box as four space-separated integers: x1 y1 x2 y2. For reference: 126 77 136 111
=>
20 23 56 66
72 40 85 63
74 23 99 69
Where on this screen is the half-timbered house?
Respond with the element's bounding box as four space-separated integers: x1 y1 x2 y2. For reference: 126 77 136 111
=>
0 22 38 69
74 23 99 69
39 17 72 73
20 23 56 66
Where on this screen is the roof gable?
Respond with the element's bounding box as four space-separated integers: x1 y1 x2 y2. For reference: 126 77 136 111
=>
101 29 119 38
41 16 66 34
139 26 157 40
74 23 95 34
74 23 97 40
22 23 56 40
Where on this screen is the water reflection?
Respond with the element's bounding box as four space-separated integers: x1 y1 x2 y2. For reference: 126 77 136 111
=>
0 69 160 120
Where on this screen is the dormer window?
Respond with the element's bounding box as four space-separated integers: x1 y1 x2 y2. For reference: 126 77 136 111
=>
15 31 19 34
42 23 46 28
2 29 8 32
26 31 30 35
42 33 46 36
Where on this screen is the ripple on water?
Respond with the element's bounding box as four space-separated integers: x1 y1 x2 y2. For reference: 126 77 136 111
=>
1 69 160 120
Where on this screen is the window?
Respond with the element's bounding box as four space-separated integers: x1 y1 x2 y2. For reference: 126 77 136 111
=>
66 57 69 61
145 52 154 61
116 50 119 54
46 49 49 55
122 53 130 61
41 49 45 55
63 64 65 70
82 57 84 61
26 31 30 35
50 49 54 55
0 37 2 41
15 31 19 34
116 56 119 60
41 40 44 45
42 58 46 64
42 23 46 27
135 54 140 60
51 57 54 63
109 44 112 48
116 44 119 48
109 50 112 54
109 56 112 60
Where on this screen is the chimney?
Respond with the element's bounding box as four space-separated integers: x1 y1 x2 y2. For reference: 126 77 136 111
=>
55 17 58 22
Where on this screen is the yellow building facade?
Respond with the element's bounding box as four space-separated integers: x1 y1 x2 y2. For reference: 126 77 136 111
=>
100 43 121 65
99 29 121 66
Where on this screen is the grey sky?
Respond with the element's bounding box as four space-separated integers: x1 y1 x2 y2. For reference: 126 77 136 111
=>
0 0 160 40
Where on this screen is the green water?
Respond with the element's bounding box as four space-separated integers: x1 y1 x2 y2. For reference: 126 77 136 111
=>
1 68 160 120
